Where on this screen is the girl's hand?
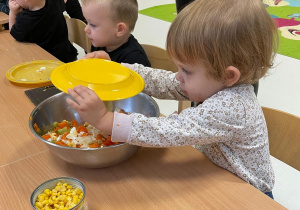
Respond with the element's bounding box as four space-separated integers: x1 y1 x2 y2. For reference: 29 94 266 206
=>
9 0 22 14
66 85 113 134
82 51 111 60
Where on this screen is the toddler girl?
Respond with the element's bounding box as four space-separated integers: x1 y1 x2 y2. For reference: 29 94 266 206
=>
67 0 278 198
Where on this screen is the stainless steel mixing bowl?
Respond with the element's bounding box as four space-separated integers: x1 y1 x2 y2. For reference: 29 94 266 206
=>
29 92 160 168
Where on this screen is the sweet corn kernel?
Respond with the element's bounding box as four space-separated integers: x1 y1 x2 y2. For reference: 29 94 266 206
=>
38 195 45 202
42 199 48 205
35 202 43 208
74 188 81 195
73 195 78 203
49 199 54 205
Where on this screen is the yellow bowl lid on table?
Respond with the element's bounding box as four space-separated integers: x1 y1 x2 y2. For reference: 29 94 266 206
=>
51 59 144 101
6 60 64 84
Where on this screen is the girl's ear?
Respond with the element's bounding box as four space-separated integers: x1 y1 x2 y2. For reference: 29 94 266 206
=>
224 66 240 87
116 22 127 37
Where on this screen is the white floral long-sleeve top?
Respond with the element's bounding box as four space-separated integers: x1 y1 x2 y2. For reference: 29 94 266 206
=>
111 64 275 192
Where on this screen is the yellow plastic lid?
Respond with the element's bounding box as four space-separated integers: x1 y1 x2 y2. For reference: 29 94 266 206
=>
51 59 144 101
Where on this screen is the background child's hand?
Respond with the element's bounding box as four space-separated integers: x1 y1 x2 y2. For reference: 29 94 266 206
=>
66 85 113 134
9 0 22 14
82 51 111 60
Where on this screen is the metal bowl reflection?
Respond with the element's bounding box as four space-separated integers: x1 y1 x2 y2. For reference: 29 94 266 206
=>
29 92 160 168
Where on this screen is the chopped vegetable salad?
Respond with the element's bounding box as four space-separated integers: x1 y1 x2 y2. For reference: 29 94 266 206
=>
35 119 119 148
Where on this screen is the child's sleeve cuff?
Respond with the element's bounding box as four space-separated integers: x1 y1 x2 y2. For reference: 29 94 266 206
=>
111 112 134 143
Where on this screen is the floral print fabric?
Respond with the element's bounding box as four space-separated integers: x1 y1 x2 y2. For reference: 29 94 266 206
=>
126 64 274 192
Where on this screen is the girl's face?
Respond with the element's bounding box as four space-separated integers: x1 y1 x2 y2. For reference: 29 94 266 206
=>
82 3 118 50
173 59 226 103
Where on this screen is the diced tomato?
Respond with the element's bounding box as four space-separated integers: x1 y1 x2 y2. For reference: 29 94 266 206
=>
77 125 88 133
42 134 51 140
102 136 113 146
103 141 113 146
96 134 104 140
33 123 40 132
89 143 101 148
81 132 88 137
71 119 78 128
57 121 70 129
56 141 67 146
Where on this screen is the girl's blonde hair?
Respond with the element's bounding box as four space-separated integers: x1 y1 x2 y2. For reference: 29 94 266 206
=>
167 0 278 84
82 0 138 31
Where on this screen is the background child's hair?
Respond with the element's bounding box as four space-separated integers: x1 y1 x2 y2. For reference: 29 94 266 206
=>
166 0 278 84
82 0 138 31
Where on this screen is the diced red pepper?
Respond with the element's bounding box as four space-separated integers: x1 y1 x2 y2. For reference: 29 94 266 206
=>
56 141 67 146
71 119 78 128
57 121 70 129
42 134 51 140
89 143 101 148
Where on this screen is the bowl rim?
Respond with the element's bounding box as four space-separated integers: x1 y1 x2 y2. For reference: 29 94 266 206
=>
30 176 86 210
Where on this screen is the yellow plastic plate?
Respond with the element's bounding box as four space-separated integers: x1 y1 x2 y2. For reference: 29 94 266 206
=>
6 60 64 84
51 59 145 101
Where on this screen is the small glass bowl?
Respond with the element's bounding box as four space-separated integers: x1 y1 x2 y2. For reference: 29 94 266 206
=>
30 177 87 210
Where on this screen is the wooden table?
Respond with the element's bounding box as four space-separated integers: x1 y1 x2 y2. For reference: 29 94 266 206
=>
0 31 285 209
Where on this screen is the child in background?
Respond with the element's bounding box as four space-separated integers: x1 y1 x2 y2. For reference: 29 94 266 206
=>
3 0 84 18
9 0 80 63
0 0 9 14
67 0 278 198
2 0 85 30
81 0 150 66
